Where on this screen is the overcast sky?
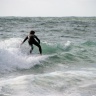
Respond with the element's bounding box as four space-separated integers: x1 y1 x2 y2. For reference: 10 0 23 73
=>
0 0 96 17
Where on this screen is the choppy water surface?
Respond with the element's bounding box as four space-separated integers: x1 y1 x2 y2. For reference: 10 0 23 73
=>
0 17 96 96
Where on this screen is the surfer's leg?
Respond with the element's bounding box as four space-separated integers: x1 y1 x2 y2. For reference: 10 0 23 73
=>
38 45 42 55
34 42 42 55
30 45 33 53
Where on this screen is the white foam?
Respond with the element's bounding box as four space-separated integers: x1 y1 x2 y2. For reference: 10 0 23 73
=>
62 40 72 51
0 70 96 96
0 38 49 73
65 41 71 47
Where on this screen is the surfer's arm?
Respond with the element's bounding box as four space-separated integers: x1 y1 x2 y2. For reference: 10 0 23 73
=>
21 36 28 45
35 35 40 44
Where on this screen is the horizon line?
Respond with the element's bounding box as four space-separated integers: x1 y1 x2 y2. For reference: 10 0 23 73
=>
0 16 96 18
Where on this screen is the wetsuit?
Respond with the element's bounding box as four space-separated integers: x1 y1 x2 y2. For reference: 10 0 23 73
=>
22 34 42 54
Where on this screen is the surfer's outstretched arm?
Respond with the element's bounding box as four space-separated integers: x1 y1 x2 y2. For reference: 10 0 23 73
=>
35 35 40 44
21 36 28 45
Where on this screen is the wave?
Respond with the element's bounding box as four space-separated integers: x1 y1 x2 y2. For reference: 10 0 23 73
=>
0 38 74 74
0 38 96 74
0 70 96 96
0 38 50 74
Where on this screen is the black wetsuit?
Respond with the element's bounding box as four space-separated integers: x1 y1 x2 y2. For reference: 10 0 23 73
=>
22 34 42 54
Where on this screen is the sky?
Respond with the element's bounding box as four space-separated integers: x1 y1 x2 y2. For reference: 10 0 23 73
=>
0 0 96 17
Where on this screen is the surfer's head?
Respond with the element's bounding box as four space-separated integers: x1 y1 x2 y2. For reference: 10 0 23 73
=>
30 30 35 34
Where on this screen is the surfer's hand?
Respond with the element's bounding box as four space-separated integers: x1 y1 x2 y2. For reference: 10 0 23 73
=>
20 42 23 46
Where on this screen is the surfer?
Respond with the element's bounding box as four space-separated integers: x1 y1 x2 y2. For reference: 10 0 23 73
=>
21 30 42 55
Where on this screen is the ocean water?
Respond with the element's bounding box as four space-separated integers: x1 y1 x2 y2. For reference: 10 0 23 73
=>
0 17 96 96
